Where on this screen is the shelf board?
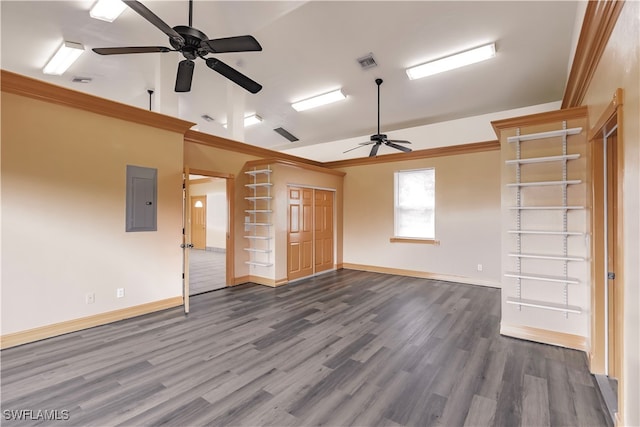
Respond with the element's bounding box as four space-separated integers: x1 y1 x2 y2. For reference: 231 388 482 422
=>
245 169 272 175
245 183 273 188
245 223 272 226
507 180 582 187
244 236 271 240
245 209 273 213
243 248 272 253
504 272 580 284
245 196 272 201
505 154 581 165
507 127 582 143
508 230 584 236
245 261 273 267
509 206 584 210
506 298 581 314
508 253 585 262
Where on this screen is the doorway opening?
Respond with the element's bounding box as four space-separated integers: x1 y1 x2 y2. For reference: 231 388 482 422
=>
182 169 235 310
590 89 623 423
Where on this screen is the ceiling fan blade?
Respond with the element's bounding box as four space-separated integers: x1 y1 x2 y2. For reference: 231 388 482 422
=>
122 0 185 47
175 60 195 92
205 58 262 94
92 46 173 55
386 142 413 153
387 139 412 144
203 36 262 53
369 143 381 157
343 144 368 153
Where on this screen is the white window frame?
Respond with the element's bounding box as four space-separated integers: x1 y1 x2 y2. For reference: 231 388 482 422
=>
393 168 436 241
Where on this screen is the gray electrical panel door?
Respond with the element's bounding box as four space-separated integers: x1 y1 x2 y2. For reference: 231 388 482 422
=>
126 165 158 232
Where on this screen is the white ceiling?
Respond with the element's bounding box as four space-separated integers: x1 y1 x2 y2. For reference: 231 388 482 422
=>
1 1 580 159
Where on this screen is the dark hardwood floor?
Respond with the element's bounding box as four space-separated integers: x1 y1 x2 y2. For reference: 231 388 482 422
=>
1 270 610 426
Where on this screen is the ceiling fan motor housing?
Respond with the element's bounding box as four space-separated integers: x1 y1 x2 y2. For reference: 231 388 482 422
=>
170 25 209 59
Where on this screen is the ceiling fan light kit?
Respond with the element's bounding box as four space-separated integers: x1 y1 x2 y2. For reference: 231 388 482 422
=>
406 42 496 80
291 89 346 112
92 0 263 94
43 41 85 75
90 0 127 22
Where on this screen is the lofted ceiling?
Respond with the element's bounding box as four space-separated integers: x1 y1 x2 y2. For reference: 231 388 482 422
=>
1 1 580 160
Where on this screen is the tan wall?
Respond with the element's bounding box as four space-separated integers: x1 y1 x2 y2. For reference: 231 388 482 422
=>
338 149 501 286
1 92 185 335
581 2 640 424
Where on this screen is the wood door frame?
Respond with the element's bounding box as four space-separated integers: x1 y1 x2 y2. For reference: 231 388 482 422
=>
186 168 235 290
287 184 337 281
588 89 624 416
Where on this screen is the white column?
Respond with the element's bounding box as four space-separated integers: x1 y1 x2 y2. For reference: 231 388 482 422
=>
153 53 180 117
226 81 245 142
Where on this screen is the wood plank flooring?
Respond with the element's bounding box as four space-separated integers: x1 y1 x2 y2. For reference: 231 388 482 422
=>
1 270 610 426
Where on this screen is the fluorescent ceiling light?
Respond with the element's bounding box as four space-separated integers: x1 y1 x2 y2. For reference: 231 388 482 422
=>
43 41 85 75
406 43 496 80
90 0 127 22
291 89 346 112
223 114 263 128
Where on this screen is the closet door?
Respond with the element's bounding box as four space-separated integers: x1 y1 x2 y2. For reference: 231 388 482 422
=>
287 187 314 280
314 190 334 273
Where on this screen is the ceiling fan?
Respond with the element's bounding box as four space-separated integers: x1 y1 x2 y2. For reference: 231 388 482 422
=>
344 78 412 157
92 0 262 94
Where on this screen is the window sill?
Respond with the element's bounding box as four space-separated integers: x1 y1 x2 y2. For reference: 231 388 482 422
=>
390 237 440 245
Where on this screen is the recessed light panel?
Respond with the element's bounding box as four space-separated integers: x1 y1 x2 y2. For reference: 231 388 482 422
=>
406 43 496 80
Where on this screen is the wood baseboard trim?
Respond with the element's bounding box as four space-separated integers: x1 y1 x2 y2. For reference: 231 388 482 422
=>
1 296 183 350
500 323 587 352
342 263 501 288
233 276 288 288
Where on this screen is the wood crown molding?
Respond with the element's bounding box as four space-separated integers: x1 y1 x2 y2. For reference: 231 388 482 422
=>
244 157 346 177
491 105 588 137
562 0 625 109
323 140 500 169
184 129 325 168
1 70 195 134
500 323 587 352
0 297 183 349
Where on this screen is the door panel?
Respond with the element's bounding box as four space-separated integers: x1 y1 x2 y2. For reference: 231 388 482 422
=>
315 190 334 273
288 187 313 280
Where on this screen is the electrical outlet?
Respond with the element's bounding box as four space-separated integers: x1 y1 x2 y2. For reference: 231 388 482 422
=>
116 288 125 298
477 264 483 272
86 293 95 304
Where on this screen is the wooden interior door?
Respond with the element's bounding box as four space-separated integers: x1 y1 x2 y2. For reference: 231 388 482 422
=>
183 167 191 314
190 195 207 250
606 132 620 379
314 190 334 273
288 187 313 280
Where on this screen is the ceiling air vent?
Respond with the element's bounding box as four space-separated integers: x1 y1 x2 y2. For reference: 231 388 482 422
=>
273 127 299 142
357 53 377 70
72 76 92 83
200 114 215 122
